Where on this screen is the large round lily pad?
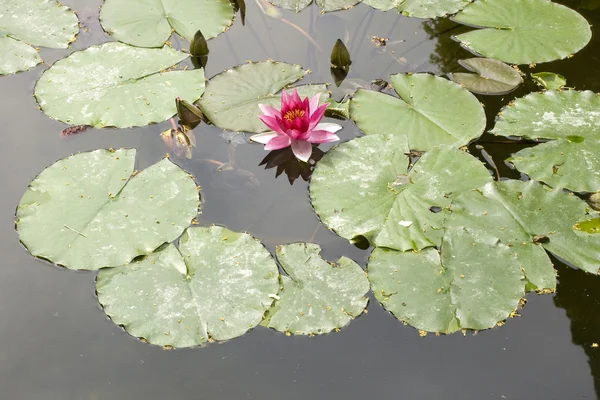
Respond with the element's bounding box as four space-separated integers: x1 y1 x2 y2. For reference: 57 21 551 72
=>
450 58 523 95
363 0 470 18
34 43 205 128
100 0 234 48
452 0 592 64
310 135 492 251
198 61 328 133
0 0 78 75
96 227 279 348
349 73 486 151
492 90 600 140
448 180 600 277
262 243 369 335
16 149 200 270
368 227 525 334
508 138 600 193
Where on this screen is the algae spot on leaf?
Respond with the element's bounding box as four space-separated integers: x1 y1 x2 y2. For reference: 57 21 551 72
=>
262 243 369 335
34 43 205 128
349 73 486 151
16 149 200 270
97 227 279 348
0 0 79 75
452 0 592 64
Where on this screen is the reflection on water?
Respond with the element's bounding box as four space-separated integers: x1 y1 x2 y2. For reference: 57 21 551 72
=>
259 146 324 184
1 0 600 398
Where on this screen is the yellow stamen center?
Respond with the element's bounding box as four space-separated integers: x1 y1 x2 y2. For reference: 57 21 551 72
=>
283 109 305 122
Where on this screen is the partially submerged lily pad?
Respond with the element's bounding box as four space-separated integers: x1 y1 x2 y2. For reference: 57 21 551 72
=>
268 0 359 13
508 138 600 193
310 135 492 251
100 0 234 47
450 58 523 95
262 243 369 335
492 90 600 140
452 0 592 64
34 43 205 128
0 0 78 75
198 61 328 133
368 227 525 334
349 73 486 150
97 227 279 348
363 0 470 18
16 149 200 270
531 72 566 90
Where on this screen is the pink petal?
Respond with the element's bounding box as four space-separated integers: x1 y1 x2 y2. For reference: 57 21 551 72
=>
259 115 286 135
290 88 302 108
291 140 312 162
287 129 302 140
258 104 280 118
313 122 342 133
250 131 279 144
281 89 291 107
309 93 321 117
307 130 340 144
265 135 292 151
308 103 329 131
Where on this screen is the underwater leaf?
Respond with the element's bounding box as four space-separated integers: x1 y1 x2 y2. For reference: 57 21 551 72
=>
448 179 600 276
508 138 600 193
34 43 205 128
262 243 369 335
198 61 328 133
349 73 486 151
97 227 279 348
0 0 78 75
16 149 200 270
450 58 523 95
267 0 359 13
100 0 234 48
368 227 525 334
310 135 492 251
453 0 592 64
363 0 470 18
491 90 600 140
531 72 566 90
0 35 41 75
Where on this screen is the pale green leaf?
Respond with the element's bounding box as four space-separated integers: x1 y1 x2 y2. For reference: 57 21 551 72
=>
363 0 471 18
450 58 523 95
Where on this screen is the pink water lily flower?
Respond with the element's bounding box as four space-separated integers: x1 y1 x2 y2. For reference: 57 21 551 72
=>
250 89 342 162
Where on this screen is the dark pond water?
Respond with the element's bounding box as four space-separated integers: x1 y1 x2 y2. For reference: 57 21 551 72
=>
2 0 600 398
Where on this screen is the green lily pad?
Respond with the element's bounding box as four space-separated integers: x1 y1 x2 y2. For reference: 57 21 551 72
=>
268 0 358 13
262 243 369 335
310 135 492 251
531 72 566 90
452 0 592 64
508 138 600 193
363 0 470 18
450 58 523 95
492 90 600 140
324 98 350 120
97 227 280 348
198 61 328 133
34 43 205 128
0 0 78 75
100 0 234 48
349 73 486 151
16 149 200 270
368 227 525 334
448 179 600 277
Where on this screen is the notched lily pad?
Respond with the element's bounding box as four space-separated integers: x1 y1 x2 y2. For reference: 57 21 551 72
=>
368 227 525 334
450 58 523 95
310 135 492 251
34 43 205 128
452 0 592 64
349 73 486 151
100 0 234 48
16 149 200 270
0 0 79 75
531 72 566 90
97 227 280 348
198 61 328 133
262 243 369 335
